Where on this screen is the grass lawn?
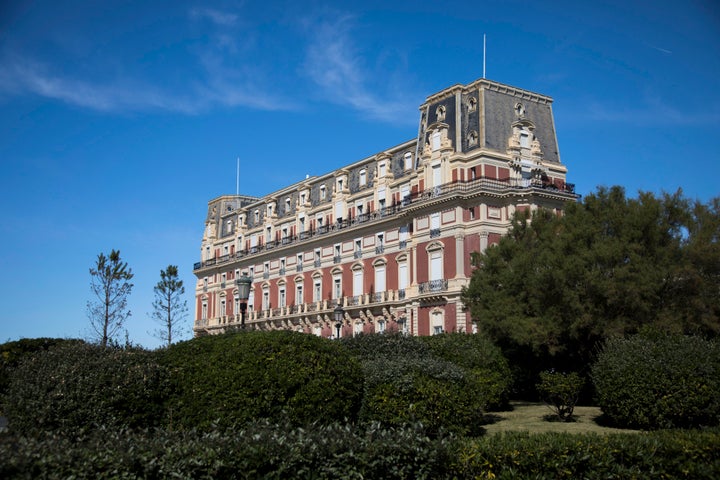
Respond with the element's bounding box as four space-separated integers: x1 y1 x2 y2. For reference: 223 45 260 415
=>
483 401 641 435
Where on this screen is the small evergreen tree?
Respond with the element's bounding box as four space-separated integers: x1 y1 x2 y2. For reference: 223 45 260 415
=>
150 265 188 347
87 250 134 347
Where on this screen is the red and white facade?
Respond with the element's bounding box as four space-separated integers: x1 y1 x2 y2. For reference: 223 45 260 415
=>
193 78 576 338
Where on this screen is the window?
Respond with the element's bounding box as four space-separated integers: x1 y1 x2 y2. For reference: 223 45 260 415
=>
359 169 367 186
315 249 321 267
404 152 412 170
280 258 286 275
376 320 386 333
378 187 386 211
296 283 303 304
432 131 441 151
354 239 362 258
297 253 303 267
378 162 386 177
469 207 476 220
432 311 444 335
220 298 226 316
430 212 441 238
374 262 386 294
254 210 259 223
337 178 344 191
268 204 273 216
299 215 305 233
398 260 408 291
279 286 286 308
265 226 272 243
201 301 208 320
262 286 270 310
286 197 291 211
430 249 443 281
333 273 342 300
300 193 306 204
353 267 363 297
314 278 322 302
320 185 326 200
432 163 441 187
520 129 530 149
248 288 254 310
376 233 384 254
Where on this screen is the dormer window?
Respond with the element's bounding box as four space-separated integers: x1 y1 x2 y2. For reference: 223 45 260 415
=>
359 169 367 186
468 96 477 112
432 131 441 151
436 105 446 122
267 204 273 216
320 185 326 200
378 162 386 177
404 152 412 170
254 210 259 223
337 178 344 191
286 197 291 211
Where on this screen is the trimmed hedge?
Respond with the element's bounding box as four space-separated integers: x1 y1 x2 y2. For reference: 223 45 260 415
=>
421 333 512 410
2 427 718 479
161 330 363 430
341 333 486 436
2 342 167 434
592 333 720 429
454 430 720 479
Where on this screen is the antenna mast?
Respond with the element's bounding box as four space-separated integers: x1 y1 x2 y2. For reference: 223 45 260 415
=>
483 34 486 78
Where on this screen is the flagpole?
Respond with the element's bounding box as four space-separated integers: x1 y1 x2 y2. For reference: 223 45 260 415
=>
483 34 486 79
236 157 240 196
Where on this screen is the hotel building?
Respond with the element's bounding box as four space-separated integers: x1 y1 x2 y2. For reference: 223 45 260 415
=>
193 77 576 338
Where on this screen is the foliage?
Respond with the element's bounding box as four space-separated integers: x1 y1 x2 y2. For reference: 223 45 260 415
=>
0 421 456 479
0 338 82 399
592 333 720 429
537 370 585 422
2 342 167 434
461 187 720 394
341 333 486 436
161 330 363 430
149 264 188 347
454 429 720 479
2 426 719 479
421 333 513 410
86 249 134 346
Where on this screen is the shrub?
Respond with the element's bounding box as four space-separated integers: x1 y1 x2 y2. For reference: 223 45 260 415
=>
536 370 584 421
0 421 457 479
592 333 720 429
454 429 720 479
2 342 167 434
0 338 82 398
161 330 363 430
421 333 513 410
341 333 486 436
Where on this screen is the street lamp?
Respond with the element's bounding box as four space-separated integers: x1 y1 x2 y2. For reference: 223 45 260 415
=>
235 272 252 329
333 304 344 339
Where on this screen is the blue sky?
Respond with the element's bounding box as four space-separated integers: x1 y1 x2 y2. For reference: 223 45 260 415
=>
1 0 718 348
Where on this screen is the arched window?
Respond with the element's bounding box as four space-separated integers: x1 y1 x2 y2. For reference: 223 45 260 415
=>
352 264 363 297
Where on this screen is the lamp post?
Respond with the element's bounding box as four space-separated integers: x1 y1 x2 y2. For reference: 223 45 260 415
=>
333 304 344 339
235 272 252 329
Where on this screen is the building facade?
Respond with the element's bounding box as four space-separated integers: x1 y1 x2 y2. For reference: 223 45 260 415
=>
193 78 576 338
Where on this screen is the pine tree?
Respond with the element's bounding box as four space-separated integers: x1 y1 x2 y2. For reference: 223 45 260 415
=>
150 265 188 347
87 250 134 347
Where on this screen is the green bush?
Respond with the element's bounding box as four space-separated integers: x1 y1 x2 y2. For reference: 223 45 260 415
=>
341 333 486 436
2 342 167 434
0 421 456 479
454 429 720 479
2 426 719 479
161 330 363 430
592 333 720 429
537 370 584 421
421 333 512 410
0 338 83 398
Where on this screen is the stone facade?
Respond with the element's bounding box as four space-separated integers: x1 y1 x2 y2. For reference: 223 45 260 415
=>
193 78 576 338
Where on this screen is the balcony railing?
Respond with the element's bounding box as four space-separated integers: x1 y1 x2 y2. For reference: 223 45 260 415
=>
375 245 384 254
194 177 576 271
418 279 448 293
354 251 362 259
314 259 322 267
194 286 456 330
429 228 441 238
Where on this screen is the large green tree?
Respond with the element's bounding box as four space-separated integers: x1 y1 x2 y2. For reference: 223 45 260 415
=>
461 186 719 379
87 249 134 347
150 265 188 347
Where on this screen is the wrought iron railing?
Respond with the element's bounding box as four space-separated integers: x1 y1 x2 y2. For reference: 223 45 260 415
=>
194 177 576 271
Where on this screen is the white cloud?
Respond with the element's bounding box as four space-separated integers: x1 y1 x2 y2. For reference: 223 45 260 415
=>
189 7 239 27
302 14 417 125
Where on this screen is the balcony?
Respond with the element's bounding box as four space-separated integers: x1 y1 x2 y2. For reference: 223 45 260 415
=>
296 264 303 272
418 279 448 293
314 259 322 267
398 240 407 250
375 245 384 254
354 250 362 259
429 228 441 238
194 176 577 272
333 255 341 264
